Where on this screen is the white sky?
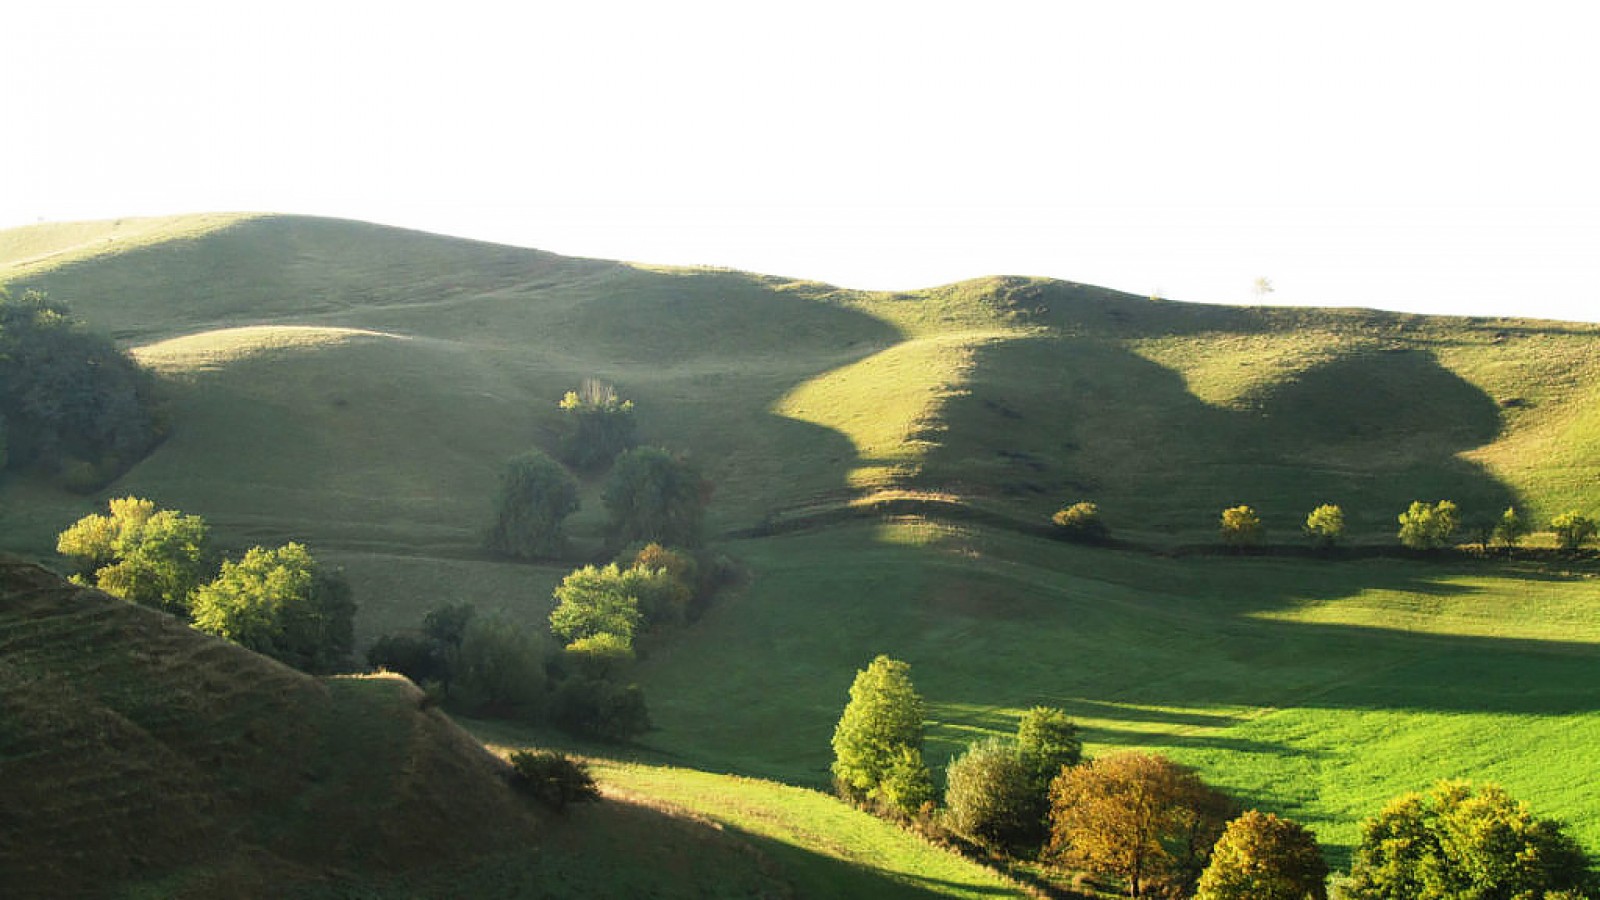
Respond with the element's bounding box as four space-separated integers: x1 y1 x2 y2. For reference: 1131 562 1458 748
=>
7 1 1599 321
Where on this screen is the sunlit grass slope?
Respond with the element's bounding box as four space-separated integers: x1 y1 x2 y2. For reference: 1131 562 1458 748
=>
630 521 1600 868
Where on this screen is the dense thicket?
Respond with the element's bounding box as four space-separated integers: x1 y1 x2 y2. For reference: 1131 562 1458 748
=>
0 290 162 488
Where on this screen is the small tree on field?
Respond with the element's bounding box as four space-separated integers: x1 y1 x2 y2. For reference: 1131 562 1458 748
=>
549 564 645 650
451 615 546 719
1303 504 1344 549
945 737 1049 855
1493 506 1528 551
485 451 578 559
1220 505 1263 548
602 447 709 548
507 750 601 811
1196 810 1328 900
1048 752 1237 899
1017 706 1082 789
1550 511 1598 551
57 496 210 615
190 542 355 672
1397 500 1460 550
1052 501 1109 542
831 655 931 816
1345 780 1594 900
558 378 636 470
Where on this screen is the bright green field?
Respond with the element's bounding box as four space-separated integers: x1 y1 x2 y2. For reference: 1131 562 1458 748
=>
5 214 1600 889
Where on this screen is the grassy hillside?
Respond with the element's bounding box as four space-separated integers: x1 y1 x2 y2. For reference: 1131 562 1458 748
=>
4 213 1600 886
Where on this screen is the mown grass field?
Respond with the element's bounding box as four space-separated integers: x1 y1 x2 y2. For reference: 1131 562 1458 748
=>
4 214 1600 891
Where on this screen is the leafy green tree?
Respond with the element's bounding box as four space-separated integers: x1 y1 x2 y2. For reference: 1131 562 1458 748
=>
507 750 601 811
0 290 162 487
831 655 929 815
1220 505 1263 547
190 543 355 672
549 676 651 741
1017 706 1082 788
1550 511 1598 551
1493 506 1528 550
450 615 547 718
485 451 578 559
1303 504 1345 549
57 497 209 615
1048 752 1236 899
602 447 709 548
945 737 1046 854
1052 501 1109 542
877 745 936 820
1345 780 1594 900
1398 500 1460 550
549 564 645 649
558 378 636 470
1196 810 1328 900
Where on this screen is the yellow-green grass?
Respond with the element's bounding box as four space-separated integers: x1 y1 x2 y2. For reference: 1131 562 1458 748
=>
626 521 1600 869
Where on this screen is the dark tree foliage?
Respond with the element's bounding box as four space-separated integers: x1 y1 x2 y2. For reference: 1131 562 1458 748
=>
368 603 475 689
549 677 651 741
602 447 710 548
1052 501 1109 543
485 451 578 559
507 750 601 811
0 290 163 488
558 378 636 470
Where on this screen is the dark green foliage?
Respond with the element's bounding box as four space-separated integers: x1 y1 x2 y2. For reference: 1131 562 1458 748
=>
451 615 547 719
56 497 210 615
423 602 476 650
485 451 579 559
1196 810 1327 900
831 655 930 816
1345 780 1595 900
366 633 447 685
944 737 1046 854
558 379 636 470
1052 501 1109 542
549 677 651 741
506 750 601 811
190 543 355 673
1398 500 1460 550
0 289 162 488
602 447 709 548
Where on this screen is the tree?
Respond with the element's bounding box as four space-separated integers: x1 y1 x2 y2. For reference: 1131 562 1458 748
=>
0 290 163 487
1048 752 1236 899
831 655 929 815
1017 706 1083 790
1550 511 1597 552
450 615 547 719
485 451 578 559
1303 504 1345 549
558 378 636 470
1220 505 1263 547
1493 506 1528 551
366 602 475 688
507 750 601 811
1397 500 1460 550
602 446 709 548
1345 780 1594 900
57 497 210 615
1052 501 1109 543
549 676 651 741
1196 810 1328 900
190 543 355 672
945 737 1047 854
549 564 645 649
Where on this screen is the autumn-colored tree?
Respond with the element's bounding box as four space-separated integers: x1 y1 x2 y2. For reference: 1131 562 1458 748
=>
1048 752 1236 898
1052 501 1109 542
1220 506 1263 547
1492 506 1528 550
831 655 932 816
1303 504 1345 549
1397 500 1459 550
1196 810 1328 900
1550 510 1598 552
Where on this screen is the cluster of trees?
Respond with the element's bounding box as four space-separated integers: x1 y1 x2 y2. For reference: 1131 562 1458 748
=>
486 384 709 559
1054 498 1600 553
830 655 1595 899
0 290 164 490
56 497 354 672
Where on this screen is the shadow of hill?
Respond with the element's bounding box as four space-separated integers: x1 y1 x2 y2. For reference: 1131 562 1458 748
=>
917 333 1517 536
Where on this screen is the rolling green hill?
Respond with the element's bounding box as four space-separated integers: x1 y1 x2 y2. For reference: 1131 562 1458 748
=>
4 213 1600 889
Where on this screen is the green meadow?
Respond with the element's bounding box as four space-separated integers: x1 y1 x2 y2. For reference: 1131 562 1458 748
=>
4 213 1600 894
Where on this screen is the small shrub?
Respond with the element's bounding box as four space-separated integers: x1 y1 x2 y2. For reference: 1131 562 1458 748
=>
1397 500 1459 550
1493 506 1527 550
1551 511 1598 551
1052 501 1109 542
507 750 601 811
549 677 651 741
1220 505 1263 547
1303 504 1344 549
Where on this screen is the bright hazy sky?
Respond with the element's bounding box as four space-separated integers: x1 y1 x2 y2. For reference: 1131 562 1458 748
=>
8 2 1599 321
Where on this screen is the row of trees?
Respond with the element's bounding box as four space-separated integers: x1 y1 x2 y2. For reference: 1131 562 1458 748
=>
830 655 1594 898
56 497 355 672
1054 498 1600 552
0 290 164 490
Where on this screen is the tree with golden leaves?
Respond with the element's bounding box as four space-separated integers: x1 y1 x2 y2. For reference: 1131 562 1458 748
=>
1196 810 1328 900
1048 751 1235 898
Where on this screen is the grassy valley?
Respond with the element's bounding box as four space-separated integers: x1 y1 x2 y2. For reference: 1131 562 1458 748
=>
3 213 1600 896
